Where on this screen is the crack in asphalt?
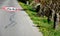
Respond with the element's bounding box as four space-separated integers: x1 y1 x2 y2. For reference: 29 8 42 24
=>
5 12 16 29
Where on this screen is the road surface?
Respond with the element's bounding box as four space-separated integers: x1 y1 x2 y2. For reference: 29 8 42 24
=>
0 0 43 36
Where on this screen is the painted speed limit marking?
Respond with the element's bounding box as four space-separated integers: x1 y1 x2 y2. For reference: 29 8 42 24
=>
2 6 20 12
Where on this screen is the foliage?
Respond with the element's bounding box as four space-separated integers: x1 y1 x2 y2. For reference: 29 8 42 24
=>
18 2 60 36
17 0 33 4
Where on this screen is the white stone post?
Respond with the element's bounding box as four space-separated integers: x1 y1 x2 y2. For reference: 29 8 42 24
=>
26 1 29 5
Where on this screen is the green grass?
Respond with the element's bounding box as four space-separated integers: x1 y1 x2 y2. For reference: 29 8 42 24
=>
19 2 60 36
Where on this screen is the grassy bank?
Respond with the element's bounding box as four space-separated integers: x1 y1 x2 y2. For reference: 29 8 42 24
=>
19 2 60 36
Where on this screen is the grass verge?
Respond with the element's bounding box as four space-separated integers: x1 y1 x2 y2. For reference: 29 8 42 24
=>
19 2 60 36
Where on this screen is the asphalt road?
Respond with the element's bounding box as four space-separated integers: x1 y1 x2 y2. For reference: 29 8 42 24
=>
0 0 43 36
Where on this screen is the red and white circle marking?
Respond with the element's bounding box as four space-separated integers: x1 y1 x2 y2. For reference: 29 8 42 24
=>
2 6 20 12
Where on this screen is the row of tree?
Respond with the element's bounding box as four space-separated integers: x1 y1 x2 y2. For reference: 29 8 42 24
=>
30 0 60 29
18 0 60 29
